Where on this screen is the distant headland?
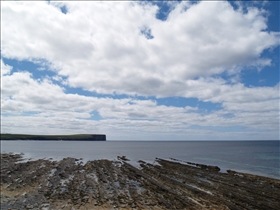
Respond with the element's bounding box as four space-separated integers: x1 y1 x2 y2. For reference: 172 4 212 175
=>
0 134 106 141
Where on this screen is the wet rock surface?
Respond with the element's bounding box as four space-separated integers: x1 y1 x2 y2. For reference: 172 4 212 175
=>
1 153 279 210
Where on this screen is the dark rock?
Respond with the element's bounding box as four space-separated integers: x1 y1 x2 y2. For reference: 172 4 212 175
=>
207 165 220 172
117 155 130 161
1 153 280 210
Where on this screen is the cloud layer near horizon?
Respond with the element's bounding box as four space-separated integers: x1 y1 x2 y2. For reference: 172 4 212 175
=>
1 1 279 140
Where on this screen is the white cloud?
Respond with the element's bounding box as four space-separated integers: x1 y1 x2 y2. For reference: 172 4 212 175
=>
1 59 12 76
1 1 279 140
1 68 279 139
2 1 279 97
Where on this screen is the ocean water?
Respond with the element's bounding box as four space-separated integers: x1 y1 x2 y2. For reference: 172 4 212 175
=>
1 140 279 179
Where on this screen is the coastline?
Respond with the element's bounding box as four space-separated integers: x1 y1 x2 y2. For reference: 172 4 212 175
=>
0 134 106 141
1 153 279 210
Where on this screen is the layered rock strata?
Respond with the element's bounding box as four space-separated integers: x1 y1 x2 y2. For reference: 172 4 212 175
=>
1 153 279 210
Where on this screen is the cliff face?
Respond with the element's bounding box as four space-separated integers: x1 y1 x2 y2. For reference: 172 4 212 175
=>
89 134 106 141
0 134 106 141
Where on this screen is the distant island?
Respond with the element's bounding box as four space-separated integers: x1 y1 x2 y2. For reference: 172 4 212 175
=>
0 134 106 141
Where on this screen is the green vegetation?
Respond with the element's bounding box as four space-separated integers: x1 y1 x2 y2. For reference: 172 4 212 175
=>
0 134 106 141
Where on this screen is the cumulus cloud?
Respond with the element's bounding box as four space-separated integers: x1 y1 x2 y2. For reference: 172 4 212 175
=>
1 1 279 139
1 68 278 139
2 1 279 97
1 59 12 76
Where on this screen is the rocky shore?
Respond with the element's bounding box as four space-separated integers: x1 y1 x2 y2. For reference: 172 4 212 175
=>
1 153 279 210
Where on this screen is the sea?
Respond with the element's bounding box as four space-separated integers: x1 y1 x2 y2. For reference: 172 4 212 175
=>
1 140 279 179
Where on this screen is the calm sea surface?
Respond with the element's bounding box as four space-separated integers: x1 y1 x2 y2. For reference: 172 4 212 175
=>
1 140 279 179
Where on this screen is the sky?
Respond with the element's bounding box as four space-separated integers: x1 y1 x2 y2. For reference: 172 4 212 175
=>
1 0 279 140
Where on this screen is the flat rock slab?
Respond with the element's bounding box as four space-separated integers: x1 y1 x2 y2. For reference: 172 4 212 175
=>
1 153 279 210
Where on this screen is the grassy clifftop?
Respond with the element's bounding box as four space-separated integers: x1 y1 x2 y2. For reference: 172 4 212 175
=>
0 134 106 141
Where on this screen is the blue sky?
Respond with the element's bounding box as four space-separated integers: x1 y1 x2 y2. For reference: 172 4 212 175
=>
1 1 279 140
